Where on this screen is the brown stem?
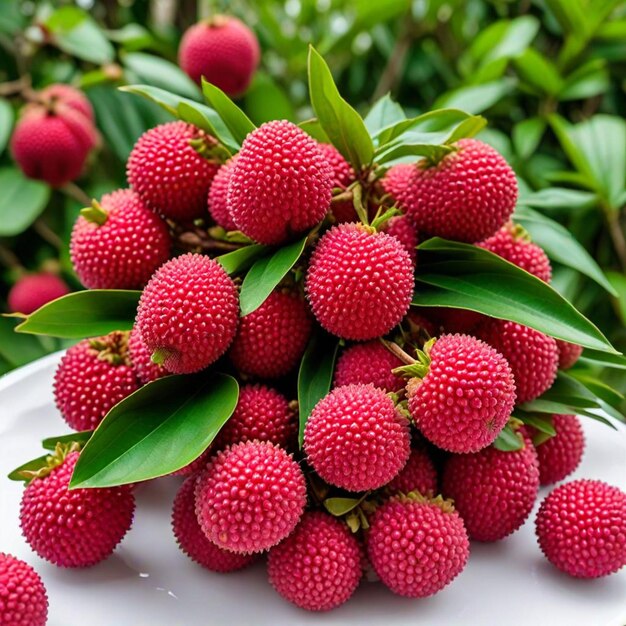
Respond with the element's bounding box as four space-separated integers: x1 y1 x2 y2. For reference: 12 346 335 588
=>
0 75 31 97
380 339 416 365
0 244 24 271
372 19 415 101
33 219 63 249
61 182 92 206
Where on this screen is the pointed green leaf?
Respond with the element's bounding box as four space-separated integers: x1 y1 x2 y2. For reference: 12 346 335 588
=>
298 119 330 143
0 99 14 155
217 244 267 276
8 454 50 483
513 412 557 436
0 168 51 236
364 94 406 138
493 425 524 451
578 349 626 370
42 430 93 451
324 496 367 516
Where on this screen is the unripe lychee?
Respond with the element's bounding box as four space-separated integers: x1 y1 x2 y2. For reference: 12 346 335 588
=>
195 440 306 554
227 120 333 244
172 476 256 572
7 272 69 314
381 214 418 265
304 384 411 492
478 222 552 282
178 16 260 96
127 121 220 222
53 332 139 431
268 512 361 611
556 339 583 370
536 479 626 578
207 156 238 230
333 340 405 393
387 445 438 496
70 189 171 289
40 83 94 122
318 142 356 223
20 451 135 567
406 334 516 453
306 223 414 340
0 553 48 626
136 253 239 374
442 432 539 541
367 495 469 598
128 327 167 385
229 289 312 379
476 319 558 404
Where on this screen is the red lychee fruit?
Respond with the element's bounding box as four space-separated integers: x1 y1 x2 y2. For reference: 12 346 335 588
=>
169 449 213 477
136 253 239 374
229 289 312 379
477 319 558 404
305 223 414 340
7 272 69 314
40 83 94 122
381 214 418 265
417 306 485 335
442 431 540 541
333 340 405 393
0 553 48 626
213 384 296 450
387 445 438 496
195 440 306 554
528 414 585 485
381 163 415 211
536 479 626 578
178 16 260 96
478 222 552 282
318 142 357 223
367 495 469 598
227 120 333 244
556 339 583 370
127 121 220 222
388 139 518 243
406 334 516 453
172 476 256 572
207 156 238 230
128 327 167 385
70 188 171 290
268 511 361 611
53 332 139 431
20 450 135 567
304 384 411 492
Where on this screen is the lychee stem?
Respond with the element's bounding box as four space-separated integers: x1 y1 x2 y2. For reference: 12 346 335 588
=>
351 182 369 226
80 200 108 226
380 339 416 365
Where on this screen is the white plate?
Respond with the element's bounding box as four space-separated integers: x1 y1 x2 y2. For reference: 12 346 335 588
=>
1 353 625 626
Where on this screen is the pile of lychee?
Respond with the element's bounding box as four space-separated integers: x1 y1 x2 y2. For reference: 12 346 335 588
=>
5 68 626 622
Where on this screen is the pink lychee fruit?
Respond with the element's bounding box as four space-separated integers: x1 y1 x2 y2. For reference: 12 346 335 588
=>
381 163 415 211
7 272 69 314
40 83 94 122
318 142 357 223
0 552 48 626
128 327 167 385
387 445 438 496
381 214 418 265
556 339 583 370
207 156 238 230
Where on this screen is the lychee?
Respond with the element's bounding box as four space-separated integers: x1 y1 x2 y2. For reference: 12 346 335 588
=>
406 334 516 453
367 494 469 598
304 384 410 492
53 332 139 431
195 440 306 554
40 83 94 122
0 553 48 626
70 188 171 289
418 306 485 335
169 450 213 477
381 163 415 211
387 445 438 496
128 327 167 385
556 339 583 370
127 121 220 222
178 16 260 96
207 156 238 230
7 272 69 314
136 253 239 374
227 120 333 244
20 450 135 567
305 223 414 340
536 479 626 578
318 142 356 223
229 289 312 379
381 214 418 265
267 512 361 611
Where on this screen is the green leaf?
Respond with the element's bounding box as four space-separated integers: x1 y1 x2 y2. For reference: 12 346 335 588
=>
0 98 14 155
239 237 307 317
42 430 93 451
0 168 50 236
298 119 331 144
413 239 616 353
493 425 524 451
579 349 626 370
512 117 546 160
568 373 625 414
307 46 374 170
434 80 513 115
364 94 406 138
244 72 296 125
8 454 50 482
0 318 51 368
216 244 267 276
517 187 596 210
70 374 239 488
513 49 563 96
513 413 557 436
13 290 140 338
606 271 626 326
298 331 339 447
324 496 367 516
560 59 609 101
201 79 255 146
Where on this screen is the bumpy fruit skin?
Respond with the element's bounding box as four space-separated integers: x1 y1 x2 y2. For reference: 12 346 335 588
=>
228 120 333 244
54 333 139 431
304 384 411 492
407 334 516 453
318 143 356 223
333 340 405 393
127 121 219 222
207 156 238 230
172 476 256 572
387 446 438 496
389 139 517 243
381 163 415 210
40 83 94 121
70 188 171 289
442 433 540 541
478 222 552 282
477 319 558 404
178 16 260 96
536 479 626 578
0 553 48 626
367 496 469 598
382 215 418 265
214 384 295 450
529 414 584 485
195 441 306 554
20 452 135 567
229 290 312 379
268 512 361 611
556 339 583 370
7 272 69 314
128 327 167 385
306 223 414 340
136 254 239 374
